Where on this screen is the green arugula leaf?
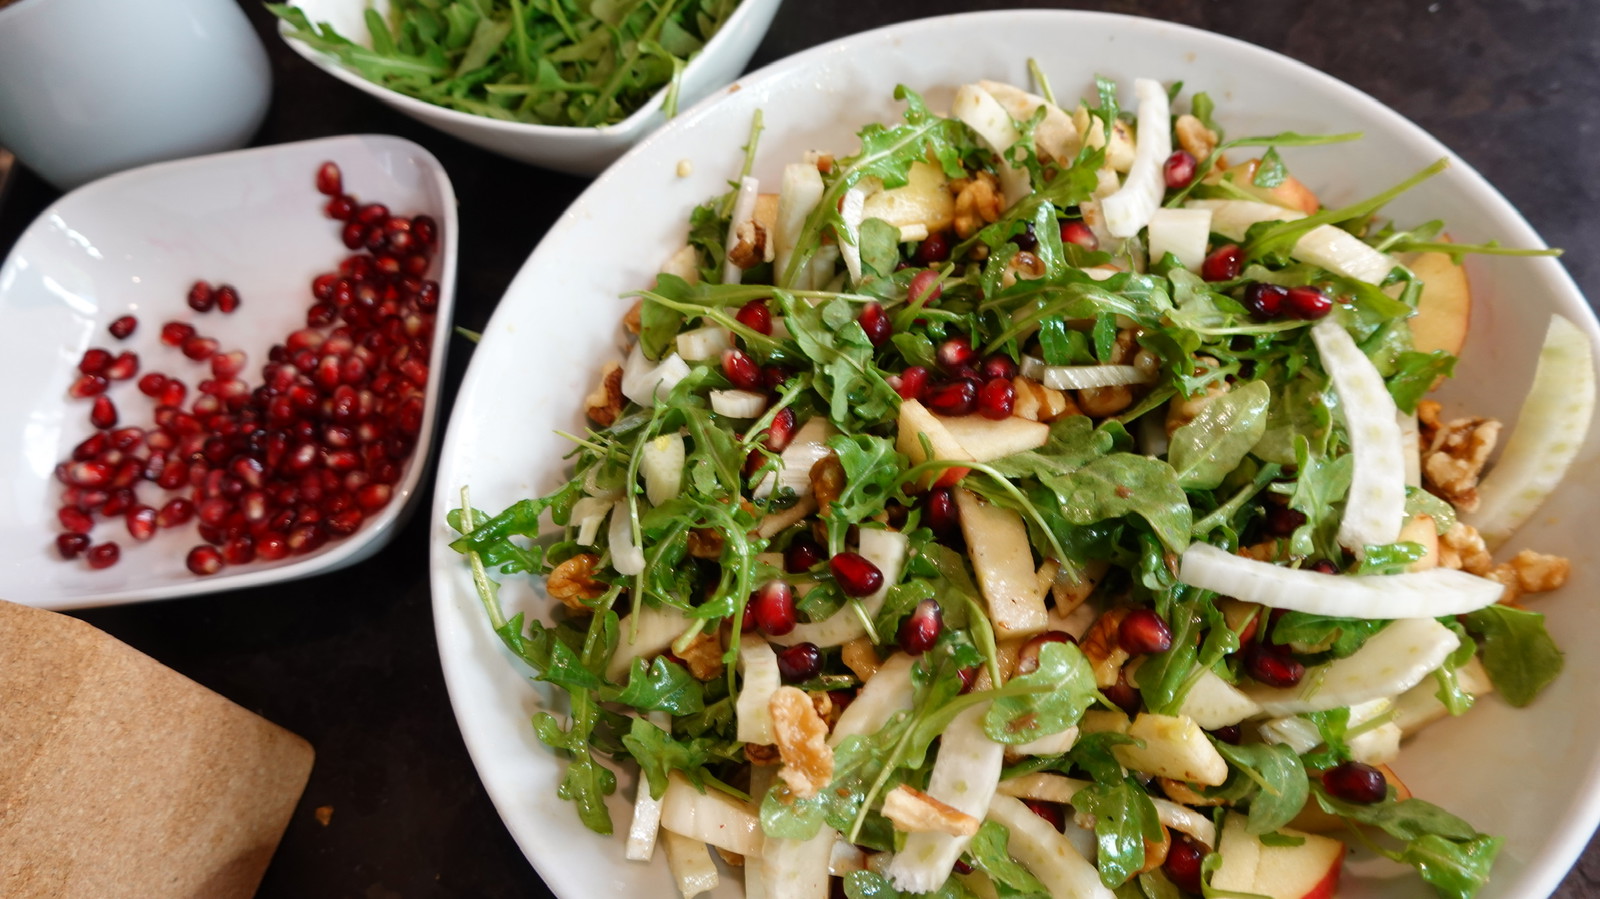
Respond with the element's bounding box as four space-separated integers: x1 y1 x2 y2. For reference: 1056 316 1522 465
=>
1040 454 1192 554
967 821 1051 898
1214 741 1309 835
983 641 1100 744
620 717 718 799
1387 350 1457 413
1167 379 1272 489
1074 777 1163 887
605 656 705 714
1463 605 1564 706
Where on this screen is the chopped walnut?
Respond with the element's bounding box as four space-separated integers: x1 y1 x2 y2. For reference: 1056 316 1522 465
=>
584 361 624 427
840 638 882 682
686 527 725 559
727 219 772 270
1079 608 1132 688
713 846 745 867
1175 114 1218 160
1013 377 1079 422
1438 522 1494 575
744 742 780 766
810 454 846 515
547 553 606 609
1421 413 1501 513
770 686 834 799
1165 357 1226 436
1490 550 1571 605
677 630 725 680
1237 539 1283 563
1077 385 1134 417
809 690 834 723
623 299 643 335
880 785 979 837
999 250 1046 288
1139 826 1172 874
951 172 1003 239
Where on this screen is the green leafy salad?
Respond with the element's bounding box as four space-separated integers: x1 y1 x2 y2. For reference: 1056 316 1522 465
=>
447 72 1595 899
271 0 743 126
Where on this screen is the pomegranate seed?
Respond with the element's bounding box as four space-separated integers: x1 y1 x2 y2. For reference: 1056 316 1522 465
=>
210 350 246 379
1310 559 1340 575
735 299 772 335
1243 644 1306 687
829 552 883 598
1103 675 1142 715
897 598 943 655
1243 282 1289 320
326 508 364 536
356 203 389 225
1210 724 1244 745
923 379 977 416
58 506 93 534
412 215 438 246
784 536 826 574
1163 150 1198 190
186 545 224 575
923 487 961 542
762 407 797 452
72 433 109 461
1322 761 1388 804
103 487 136 516
157 498 195 528
287 522 328 555
69 373 109 398
257 534 290 561
137 372 168 397
326 195 356 221
1118 609 1174 655
935 335 974 371
158 379 187 407
109 427 144 451
888 365 929 401
1060 221 1099 250
750 580 797 636
977 377 1015 420
1164 838 1206 894
1016 631 1076 676
957 666 979 693
182 336 219 361
776 642 822 683
57 533 91 559
315 161 343 196
126 505 157 541
215 284 241 314
86 542 120 569
1263 504 1308 537
1023 799 1065 832
67 460 114 488
907 270 942 306
105 351 138 380
223 536 256 565
90 396 118 429
720 350 758 392
356 483 392 512
915 231 950 264
979 355 1018 381
108 315 138 340
858 302 892 346
160 321 196 346
1285 285 1333 320
1201 244 1243 282
79 348 112 374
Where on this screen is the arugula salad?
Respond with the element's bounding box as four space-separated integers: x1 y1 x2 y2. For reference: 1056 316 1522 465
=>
448 72 1595 899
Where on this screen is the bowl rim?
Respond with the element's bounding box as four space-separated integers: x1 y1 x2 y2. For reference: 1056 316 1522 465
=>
0 133 459 611
429 9 1600 898
277 0 781 138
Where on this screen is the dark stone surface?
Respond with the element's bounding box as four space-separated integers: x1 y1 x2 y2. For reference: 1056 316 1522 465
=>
0 1 1594 896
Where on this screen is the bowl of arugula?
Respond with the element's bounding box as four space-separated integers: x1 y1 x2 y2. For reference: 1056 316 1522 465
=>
272 0 782 175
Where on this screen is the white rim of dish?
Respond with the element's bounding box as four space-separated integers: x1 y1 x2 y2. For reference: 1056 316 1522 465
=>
429 9 1600 897
8 134 458 610
278 0 777 136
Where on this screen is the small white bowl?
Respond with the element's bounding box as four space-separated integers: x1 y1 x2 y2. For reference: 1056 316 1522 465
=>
0 134 457 611
278 0 783 175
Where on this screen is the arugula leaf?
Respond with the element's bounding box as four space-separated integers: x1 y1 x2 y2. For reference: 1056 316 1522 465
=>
983 641 1100 744
1213 741 1309 835
620 717 718 799
1167 379 1272 489
1270 613 1387 659
1401 833 1503 899
1074 777 1163 887
1040 454 1192 554
1387 349 1457 413
1252 148 1287 188
968 821 1051 898
606 656 705 714
1463 605 1564 706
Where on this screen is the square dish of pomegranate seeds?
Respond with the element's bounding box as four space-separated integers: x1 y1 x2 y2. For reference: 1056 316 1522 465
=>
0 134 456 611
428 12 1600 899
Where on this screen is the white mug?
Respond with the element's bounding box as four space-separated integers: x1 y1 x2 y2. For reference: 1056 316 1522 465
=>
0 0 273 191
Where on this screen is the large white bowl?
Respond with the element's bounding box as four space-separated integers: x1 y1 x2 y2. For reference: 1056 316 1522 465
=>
279 0 783 175
0 134 457 611
429 11 1600 898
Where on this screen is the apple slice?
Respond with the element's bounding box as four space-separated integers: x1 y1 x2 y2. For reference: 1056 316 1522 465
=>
934 413 1050 462
1210 813 1262 893
1405 250 1471 358
898 399 973 488
1224 158 1321 215
954 487 1048 638
1170 668 1262 730
1250 827 1346 899
861 161 955 240
1111 713 1230 786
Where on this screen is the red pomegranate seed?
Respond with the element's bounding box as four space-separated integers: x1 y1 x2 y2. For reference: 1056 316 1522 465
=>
776 642 822 683
907 269 942 306
326 508 364 536
215 284 241 314
356 203 389 225
325 194 356 221
1263 504 1308 537
735 299 772 335
1023 799 1065 832
58 506 93 534
90 395 118 429
721 348 760 390
1163 150 1198 190
1322 761 1388 804
914 231 951 265
898 598 943 655
977 377 1015 420
1164 838 1206 894
935 335 975 371
108 315 138 340
105 351 138 380
86 542 120 569
1243 282 1289 320
67 460 113 488
957 666 979 694
1060 221 1099 250
412 215 438 247
101 487 135 516
187 281 216 312
923 379 978 416
286 522 328 555
1310 559 1340 575
1103 675 1142 715
137 372 168 397
79 348 112 374
182 336 218 361
858 302 892 346
186 545 224 575
1016 631 1077 676
979 354 1018 381
763 407 797 453
109 427 143 451
356 483 392 512
749 580 797 636
222 536 256 565
160 321 196 346
1243 643 1306 687
1285 285 1333 320
886 365 928 401
1118 609 1174 655
211 350 246 379
72 432 108 461
829 551 883 598
69 373 109 398
923 487 961 542
784 536 826 573
315 161 343 196
126 505 157 541
1201 244 1243 282
340 221 365 249
157 498 195 528
256 534 290 560
57 533 91 559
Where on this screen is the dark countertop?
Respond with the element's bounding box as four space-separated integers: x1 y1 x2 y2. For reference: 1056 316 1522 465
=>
2 1 1596 896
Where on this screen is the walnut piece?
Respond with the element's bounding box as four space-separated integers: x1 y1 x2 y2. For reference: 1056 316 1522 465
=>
1078 608 1132 688
1012 377 1079 422
880 785 979 837
951 172 1003 239
1421 413 1501 513
1438 522 1494 575
686 527 725 559
623 299 643 335
727 220 772 270
744 742 780 766
584 361 624 427
810 454 847 515
547 553 606 609
1077 385 1135 417
1174 114 1218 160
677 630 725 681
840 637 882 682
1488 550 1571 605
770 686 834 799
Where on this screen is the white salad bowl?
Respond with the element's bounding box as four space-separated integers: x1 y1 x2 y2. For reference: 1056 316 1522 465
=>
278 0 784 175
0 134 457 611
429 11 1600 899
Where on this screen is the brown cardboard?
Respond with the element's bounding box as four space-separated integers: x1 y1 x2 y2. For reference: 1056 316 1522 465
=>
0 600 313 898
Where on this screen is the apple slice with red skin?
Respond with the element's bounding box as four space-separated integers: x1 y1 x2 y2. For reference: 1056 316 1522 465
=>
897 399 972 488
1213 815 1346 899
